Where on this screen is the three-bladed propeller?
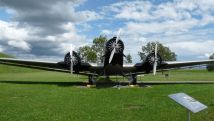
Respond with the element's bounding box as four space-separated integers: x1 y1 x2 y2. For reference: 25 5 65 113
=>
153 43 158 75
109 29 121 64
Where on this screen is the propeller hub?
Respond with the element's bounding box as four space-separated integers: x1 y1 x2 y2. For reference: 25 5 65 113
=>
146 52 162 67
106 37 124 54
64 51 80 67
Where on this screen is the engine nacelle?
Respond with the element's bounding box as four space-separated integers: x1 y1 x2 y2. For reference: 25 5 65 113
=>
105 37 124 54
144 52 162 73
104 37 124 66
64 51 81 71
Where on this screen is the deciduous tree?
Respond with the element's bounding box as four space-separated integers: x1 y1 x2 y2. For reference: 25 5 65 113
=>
77 35 107 63
77 46 97 63
207 53 214 71
92 35 108 63
138 42 177 61
125 54 132 63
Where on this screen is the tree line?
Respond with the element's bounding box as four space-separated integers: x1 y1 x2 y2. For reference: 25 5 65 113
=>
77 35 176 63
77 35 133 63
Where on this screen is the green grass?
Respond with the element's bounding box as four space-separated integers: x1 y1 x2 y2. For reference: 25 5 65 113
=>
0 64 214 121
139 69 214 81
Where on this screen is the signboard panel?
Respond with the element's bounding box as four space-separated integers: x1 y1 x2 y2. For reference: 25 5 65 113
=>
168 92 207 113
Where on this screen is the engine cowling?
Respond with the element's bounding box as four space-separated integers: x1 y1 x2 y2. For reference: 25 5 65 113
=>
105 37 124 54
64 51 81 70
144 52 162 73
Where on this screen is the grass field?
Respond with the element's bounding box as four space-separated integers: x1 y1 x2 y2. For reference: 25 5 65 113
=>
0 64 214 121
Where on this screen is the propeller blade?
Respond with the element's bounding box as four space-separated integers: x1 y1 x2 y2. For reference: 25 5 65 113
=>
70 45 74 74
108 29 122 64
115 29 121 44
109 48 116 64
155 43 157 58
153 43 158 75
153 61 157 75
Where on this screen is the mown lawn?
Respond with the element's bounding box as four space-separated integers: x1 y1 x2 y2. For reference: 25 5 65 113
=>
140 69 214 81
0 64 214 121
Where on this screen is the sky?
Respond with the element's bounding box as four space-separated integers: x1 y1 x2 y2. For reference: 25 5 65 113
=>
0 0 214 62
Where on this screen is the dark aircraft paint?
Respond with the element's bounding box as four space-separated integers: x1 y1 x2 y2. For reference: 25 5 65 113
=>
104 37 124 75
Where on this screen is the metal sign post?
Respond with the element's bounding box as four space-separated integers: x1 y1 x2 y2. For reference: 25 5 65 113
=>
187 110 190 121
169 92 207 121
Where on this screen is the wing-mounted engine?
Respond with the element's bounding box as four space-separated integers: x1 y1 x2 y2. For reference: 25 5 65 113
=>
64 51 81 72
144 52 162 73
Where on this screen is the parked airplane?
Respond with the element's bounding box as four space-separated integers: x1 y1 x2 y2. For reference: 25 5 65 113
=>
0 30 213 85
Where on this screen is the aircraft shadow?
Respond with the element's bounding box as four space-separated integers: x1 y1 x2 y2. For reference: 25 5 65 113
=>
0 80 147 88
0 80 213 88
0 80 85 87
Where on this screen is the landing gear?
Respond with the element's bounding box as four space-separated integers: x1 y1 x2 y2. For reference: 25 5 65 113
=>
129 74 138 87
87 75 96 87
87 74 139 87
105 76 110 81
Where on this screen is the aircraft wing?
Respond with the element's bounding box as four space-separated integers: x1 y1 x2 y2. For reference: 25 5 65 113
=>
160 60 214 69
124 59 214 76
0 58 69 73
0 58 100 76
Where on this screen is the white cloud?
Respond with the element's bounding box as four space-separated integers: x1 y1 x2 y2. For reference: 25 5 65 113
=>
1 0 214 62
0 20 87 57
200 14 214 26
34 22 87 54
108 0 214 22
78 10 102 21
0 21 29 40
0 0 100 59
101 29 112 36
125 18 199 34
103 0 214 61
0 20 30 51
8 41 30 51
106 0 214 35
109 1 153 21
167 40 214 59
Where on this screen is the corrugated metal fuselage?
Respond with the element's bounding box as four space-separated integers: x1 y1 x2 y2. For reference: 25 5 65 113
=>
89 64 137 76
